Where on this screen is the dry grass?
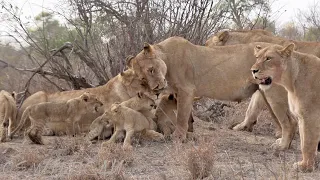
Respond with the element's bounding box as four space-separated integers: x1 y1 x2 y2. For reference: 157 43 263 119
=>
11 148 46 171
96 143 134 170
186 138 215 179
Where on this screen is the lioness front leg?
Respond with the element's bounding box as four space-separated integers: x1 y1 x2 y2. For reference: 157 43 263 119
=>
172 88 194 141
233 90 264 132
293 118 319 172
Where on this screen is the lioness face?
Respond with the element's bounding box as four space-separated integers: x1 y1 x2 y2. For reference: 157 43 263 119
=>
128 43 167 92
251 44 295 86
81 92 104 113
120 69 153 96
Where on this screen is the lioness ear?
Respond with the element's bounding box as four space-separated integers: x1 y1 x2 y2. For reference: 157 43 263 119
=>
168 94 174 100
11 91 16 100
218 31 229 41
254 45 262 55
81 93 89 102
111 103 120 112
126 55 135 69
143 42 152 54
137 92 143 98
278 43 295 57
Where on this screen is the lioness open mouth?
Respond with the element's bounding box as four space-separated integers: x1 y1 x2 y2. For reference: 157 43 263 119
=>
258 77 272 85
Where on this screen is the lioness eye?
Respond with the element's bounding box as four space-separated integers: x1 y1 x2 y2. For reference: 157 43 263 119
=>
266 57 271 61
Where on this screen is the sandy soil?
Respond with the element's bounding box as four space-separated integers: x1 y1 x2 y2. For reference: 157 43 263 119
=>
1 99 320 180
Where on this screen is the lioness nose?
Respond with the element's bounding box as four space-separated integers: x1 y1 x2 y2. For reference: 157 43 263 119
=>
252 69 259 74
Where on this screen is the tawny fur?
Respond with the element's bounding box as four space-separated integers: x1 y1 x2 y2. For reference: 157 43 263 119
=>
86 92 157 141
11 92 103 144
0 90 17 142
12 69 152 137
251 43 320 172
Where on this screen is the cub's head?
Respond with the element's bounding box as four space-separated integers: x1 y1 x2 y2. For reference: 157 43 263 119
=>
127 43 167 92
133 92 156 111
80 92 104 113
158 93 177 110
251 43 295 87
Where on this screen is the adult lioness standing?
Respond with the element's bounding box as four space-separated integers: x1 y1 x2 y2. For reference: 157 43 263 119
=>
251 43 320 172
127 37 279 141
206 30 320 138
0 90 17 142
10 68 152 137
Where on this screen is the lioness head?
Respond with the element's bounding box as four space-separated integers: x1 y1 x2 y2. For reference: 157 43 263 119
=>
127 43 167 92
251 43 295 86
120 68 152 96
80 92 104 113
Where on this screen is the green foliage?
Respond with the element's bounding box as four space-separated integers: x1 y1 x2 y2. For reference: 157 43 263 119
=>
304 27 320 41
28 11 76 50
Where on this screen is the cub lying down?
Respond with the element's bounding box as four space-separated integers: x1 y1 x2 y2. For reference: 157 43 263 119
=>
154 93 194 138
11 92 103 144
86 92 157 141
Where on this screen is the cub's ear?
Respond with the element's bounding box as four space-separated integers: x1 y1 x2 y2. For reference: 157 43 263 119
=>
278 43 295 57
81 92 90 102
168 94 174 100
126 55 135 69
143 42 152 54
218 31 229 41
254 45 262 55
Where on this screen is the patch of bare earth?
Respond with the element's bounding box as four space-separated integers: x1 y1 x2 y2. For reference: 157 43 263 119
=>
1 98 320 179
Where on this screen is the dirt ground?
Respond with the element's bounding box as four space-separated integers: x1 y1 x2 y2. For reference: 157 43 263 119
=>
1 98 320 180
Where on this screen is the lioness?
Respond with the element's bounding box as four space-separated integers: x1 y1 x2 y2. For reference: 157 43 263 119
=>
86 92 157 141
251 43 320 172
128 37 267 140
100 102 164 150
13 92 103 144
0 90 17 142
10 68 152 138
206 30 320 137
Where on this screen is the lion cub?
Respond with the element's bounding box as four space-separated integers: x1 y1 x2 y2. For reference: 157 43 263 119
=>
0 90 17 142
11 92 103 144
154 93 194 138
100 93 164 150
86 92 157 141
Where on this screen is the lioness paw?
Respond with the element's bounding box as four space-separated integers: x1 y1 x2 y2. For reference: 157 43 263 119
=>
293 161 315 172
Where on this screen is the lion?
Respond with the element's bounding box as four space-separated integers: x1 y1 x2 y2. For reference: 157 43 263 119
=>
11 92 103 144
251 43 320 172
154 93 194 138
0 90 17 142
127 37 297 150
99 101 164 150
86 92 157 141
10 68 152 138
204 29 320 148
